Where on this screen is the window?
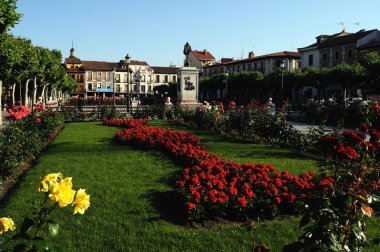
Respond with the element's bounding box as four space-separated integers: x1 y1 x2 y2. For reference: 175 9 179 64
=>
347 49 353 59
243 65 246 71
133 85 137 92
165 75 168 83
172 76 176 82
116 85 121 92
106 72 111 81
97 83 101 89
97 72 102 81
308 54 314 66
124 74 128 83
141 85 146 93
87 83 93 91
148 85 152 93
156 75 160 82
106 83 111 89
87 72 92 81
260 62 264 70
254 63 257 70
115 74 120 82
322 53 328 62
334 51 340 60
92 72 96 81
124 84 128 92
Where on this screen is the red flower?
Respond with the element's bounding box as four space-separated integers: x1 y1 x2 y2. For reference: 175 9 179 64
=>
238 196 247 207
49 132 55 139
186 202 196 210
275 197 281 204
35 118 41 123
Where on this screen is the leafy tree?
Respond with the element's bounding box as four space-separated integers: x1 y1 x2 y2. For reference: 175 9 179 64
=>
360 52 380 87
0 0 22 36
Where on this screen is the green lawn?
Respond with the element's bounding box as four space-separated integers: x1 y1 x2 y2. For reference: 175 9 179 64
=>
1 121 379 251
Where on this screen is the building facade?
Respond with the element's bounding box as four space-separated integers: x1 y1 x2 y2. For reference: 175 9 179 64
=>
202 51 301 77
298 29 380 69
188 49 216 69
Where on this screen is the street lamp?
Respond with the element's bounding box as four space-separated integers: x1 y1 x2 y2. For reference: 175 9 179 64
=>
112 67 116 107
224 69 229 99
280 59 285 102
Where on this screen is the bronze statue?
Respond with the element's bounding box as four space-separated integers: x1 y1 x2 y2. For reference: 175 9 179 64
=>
183 42 192 67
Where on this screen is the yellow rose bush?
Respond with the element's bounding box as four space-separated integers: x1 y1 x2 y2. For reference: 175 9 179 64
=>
1 172 90 251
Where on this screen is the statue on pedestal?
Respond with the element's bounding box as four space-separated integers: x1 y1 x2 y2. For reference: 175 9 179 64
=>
183 42 192 67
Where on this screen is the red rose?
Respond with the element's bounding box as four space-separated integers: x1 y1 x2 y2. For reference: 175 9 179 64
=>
35 118 41 123
186 202 196 210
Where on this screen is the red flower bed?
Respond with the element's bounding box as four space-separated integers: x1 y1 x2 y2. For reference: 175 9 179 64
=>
5 104 31 120
115 122 334 220
103 119 148 128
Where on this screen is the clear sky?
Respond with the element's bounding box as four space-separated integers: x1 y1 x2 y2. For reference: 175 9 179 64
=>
10 0 380 66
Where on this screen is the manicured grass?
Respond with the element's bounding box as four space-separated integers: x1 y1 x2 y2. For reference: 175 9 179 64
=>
1 121 379 251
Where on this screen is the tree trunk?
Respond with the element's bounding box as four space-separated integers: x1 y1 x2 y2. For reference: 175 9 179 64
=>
45 86 49 102
19 81 22 104
12 83 16 105
41 84 48 103
33 77 37 108
24 79 30 107
0 80 3 126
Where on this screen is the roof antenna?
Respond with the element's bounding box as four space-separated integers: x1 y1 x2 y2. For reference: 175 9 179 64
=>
337 22 345 32
241 47 245 59
71 39 73 49
354 22 360 30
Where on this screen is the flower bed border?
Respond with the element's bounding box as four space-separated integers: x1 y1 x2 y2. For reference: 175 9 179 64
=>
0 125 64 202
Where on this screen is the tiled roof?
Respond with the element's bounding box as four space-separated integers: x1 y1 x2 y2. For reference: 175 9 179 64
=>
357 40 380 50
82 61 116 71
65 57 82 64
224 51 301 66
191 50 215 61
221 58 234 63
317 29 376 48
130 60 149 66
151 66 178 74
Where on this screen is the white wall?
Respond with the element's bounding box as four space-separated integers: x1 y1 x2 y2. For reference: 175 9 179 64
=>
300 48 320 69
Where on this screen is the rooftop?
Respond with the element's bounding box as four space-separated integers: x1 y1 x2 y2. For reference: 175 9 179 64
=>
191 50 215 61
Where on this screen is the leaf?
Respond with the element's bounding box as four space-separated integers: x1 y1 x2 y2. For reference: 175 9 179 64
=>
11 232 30 241
31 237 49 250
50 246 65 252
0 236 4 244
12 243 28 252
20 218 34 234
300 214 311 227
48 221 59 237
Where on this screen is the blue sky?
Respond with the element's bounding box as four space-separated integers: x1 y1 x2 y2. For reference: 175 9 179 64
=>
11 0 380 66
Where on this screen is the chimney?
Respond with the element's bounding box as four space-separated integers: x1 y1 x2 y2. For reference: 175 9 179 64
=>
248 51 254 59
125 54 131 64
203 49 207 54
70 48 75 57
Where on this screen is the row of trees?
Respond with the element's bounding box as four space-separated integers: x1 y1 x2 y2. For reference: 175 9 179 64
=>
200 53 380 104
0 0 77 125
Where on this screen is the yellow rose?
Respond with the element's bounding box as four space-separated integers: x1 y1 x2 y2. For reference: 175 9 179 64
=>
73 189 90 215
49 177 76 207
37 173 63 192
0 217 15 234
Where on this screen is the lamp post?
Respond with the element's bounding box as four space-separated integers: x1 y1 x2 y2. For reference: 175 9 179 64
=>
280 59 285 102
224 69 229 99
112 67 116 107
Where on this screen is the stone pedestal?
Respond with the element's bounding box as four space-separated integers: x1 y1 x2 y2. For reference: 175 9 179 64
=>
177 67 200 107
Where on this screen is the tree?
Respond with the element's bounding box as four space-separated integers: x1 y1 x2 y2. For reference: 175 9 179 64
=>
0 0 21 125
360 52 380 86
0 0 22 36
330 63 366 103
